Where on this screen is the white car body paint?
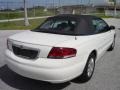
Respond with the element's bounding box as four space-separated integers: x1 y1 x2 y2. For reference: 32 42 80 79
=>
5 26 116 83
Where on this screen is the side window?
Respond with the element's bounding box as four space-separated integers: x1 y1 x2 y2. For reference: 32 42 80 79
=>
92 18 109 33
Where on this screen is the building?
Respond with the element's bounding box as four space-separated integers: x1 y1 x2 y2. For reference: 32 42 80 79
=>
58 4 120 16
96 5 120 16
58 5 96 14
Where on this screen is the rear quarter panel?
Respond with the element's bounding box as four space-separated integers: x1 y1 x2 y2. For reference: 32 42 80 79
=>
56 31 115 68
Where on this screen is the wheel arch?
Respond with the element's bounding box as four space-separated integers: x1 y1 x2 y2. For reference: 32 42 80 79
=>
89 50 97 61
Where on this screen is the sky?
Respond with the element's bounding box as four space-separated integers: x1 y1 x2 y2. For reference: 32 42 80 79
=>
0 0 120 9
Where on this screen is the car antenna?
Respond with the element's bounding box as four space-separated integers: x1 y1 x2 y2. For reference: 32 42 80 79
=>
75 36 77 40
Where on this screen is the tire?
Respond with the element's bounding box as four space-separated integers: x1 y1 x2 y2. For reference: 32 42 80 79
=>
80 53 96 82
108 38 115 51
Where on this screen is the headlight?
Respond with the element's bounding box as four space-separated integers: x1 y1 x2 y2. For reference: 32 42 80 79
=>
7 39 12 51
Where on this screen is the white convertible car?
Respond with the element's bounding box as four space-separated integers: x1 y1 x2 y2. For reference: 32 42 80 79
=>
5 14 116 83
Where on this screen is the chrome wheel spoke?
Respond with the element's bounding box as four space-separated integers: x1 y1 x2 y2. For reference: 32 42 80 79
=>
87 58 94 77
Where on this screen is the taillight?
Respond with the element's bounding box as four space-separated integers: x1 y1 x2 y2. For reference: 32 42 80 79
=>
7 39 12 51
48 47 77 59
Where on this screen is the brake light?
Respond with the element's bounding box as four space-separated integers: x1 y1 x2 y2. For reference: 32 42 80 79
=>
48 47 77 59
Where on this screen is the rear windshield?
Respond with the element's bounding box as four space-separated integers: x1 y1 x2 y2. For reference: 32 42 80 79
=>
32 19 78 35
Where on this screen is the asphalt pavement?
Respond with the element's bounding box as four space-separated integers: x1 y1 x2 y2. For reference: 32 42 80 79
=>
0 25 120 90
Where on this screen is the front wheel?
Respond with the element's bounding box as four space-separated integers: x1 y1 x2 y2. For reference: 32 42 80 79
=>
108 37 115 51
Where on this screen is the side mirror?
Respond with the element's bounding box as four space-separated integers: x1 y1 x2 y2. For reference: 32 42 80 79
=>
109 25 115 30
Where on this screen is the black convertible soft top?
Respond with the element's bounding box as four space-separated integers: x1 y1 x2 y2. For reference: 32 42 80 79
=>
48 14 97 21
33 14 101 36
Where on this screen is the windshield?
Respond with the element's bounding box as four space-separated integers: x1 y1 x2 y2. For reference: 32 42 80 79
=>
33 19 78 35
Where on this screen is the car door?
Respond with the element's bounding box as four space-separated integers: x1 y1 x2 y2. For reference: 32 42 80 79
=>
91 18 113 58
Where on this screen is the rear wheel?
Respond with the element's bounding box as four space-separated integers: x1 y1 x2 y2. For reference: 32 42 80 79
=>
80 53 96 82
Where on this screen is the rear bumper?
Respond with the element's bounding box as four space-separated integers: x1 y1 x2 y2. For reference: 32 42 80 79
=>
5 50 85 83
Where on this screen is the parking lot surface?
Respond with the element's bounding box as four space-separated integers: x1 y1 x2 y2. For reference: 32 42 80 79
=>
0 19 120 90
